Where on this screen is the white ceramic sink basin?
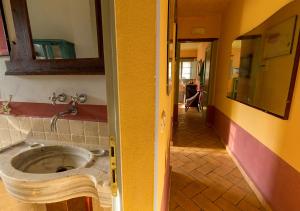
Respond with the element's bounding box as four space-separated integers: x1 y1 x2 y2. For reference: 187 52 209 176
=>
11 145 93 174
0 139 112 207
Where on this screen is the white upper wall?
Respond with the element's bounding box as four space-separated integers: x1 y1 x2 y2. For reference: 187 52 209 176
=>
27 0 98 58
0 0 106 105
0 57 107 105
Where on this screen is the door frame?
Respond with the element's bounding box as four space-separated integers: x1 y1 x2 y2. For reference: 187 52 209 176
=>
101 0 123 210
173 38 219 122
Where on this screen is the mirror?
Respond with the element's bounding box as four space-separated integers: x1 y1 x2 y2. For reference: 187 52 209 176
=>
26 0 98 60
167 0 176 95
0 2 9 56
227 2 300 119
4 0 104 75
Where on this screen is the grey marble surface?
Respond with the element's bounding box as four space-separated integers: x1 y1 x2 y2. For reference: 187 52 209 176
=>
0 138 112 207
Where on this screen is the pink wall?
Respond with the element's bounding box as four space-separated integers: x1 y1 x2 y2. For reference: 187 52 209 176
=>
210 107 300 211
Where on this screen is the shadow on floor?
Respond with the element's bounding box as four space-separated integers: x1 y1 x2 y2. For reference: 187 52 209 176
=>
170 108 265 211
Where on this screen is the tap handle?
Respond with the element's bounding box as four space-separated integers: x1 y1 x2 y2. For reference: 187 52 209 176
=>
71 93 87 104
71 94 78 104
49 92 57 105
77 94 87 103
1 95 12 114
57 93 67 103
49 92 67 105
2 95 12 106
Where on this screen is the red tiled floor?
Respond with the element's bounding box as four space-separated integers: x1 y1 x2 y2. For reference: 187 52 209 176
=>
170 108 266 211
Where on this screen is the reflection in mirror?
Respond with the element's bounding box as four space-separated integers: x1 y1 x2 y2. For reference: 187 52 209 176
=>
227 2 300 119
26 0 99 59
168 43 173 91
167 0 176 95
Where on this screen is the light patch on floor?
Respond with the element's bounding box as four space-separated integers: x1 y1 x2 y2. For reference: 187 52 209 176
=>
170 108 265 211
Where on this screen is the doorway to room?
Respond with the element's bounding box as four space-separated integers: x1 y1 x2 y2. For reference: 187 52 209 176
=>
175 40 217 118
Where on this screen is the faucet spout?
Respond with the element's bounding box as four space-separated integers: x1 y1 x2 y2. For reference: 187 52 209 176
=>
49 95 83 132
50 107 78 132
50 114 59 132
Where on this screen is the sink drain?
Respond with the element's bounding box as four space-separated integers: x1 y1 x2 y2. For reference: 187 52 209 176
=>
56 166 74 172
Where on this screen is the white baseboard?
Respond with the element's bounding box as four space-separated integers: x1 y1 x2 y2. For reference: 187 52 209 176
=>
225 144 273 211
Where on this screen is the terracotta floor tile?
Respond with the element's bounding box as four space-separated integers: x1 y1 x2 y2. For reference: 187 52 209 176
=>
176 154 193 163
173 190 201 211
238 199 262 211
230 168 244 178
189 169 213 187
206 172 233 189
170 199 179 210
213 165 235 177
180 162 200 172
187 153 207 164
214 197 241 211
173 206 185 211
236 180 253 193
169 108 264 211
223 170 243 185
171 159 185 168
182 182 207 198
222 186 247 205
244 193 262 208
171 172 192 190
192 193 221 211
196 162 218 175
202 184 227 202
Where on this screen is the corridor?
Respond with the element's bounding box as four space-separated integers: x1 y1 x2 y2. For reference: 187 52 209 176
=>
170 109 265 211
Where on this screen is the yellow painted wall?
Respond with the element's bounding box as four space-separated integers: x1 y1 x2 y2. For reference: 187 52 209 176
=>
231 47 241 68
115 0 172 210
178 15 221 39
114 0 156 210
180 49 198 58
214 0 300 173
156 0 174 210
197 43 209 61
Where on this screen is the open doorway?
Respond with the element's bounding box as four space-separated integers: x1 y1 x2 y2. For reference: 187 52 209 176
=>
176 41 216 116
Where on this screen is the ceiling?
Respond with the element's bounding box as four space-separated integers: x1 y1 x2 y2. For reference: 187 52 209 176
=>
177 0 231 17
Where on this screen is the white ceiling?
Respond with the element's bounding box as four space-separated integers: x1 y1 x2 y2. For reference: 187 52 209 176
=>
177 0 231 17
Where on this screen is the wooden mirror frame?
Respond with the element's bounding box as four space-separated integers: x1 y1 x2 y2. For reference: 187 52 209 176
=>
5 0 104 75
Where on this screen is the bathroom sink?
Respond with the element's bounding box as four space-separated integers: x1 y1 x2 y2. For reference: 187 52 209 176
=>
11 145 94 174
0 140 111 206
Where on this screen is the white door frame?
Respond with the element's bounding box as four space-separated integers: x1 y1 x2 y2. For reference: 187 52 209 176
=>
101 0 123 210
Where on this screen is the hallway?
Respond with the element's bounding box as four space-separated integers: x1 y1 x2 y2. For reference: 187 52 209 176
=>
170 108 265 211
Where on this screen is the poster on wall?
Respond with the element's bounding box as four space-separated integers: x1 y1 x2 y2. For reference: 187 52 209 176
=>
0 3 9 56
263 16 297 59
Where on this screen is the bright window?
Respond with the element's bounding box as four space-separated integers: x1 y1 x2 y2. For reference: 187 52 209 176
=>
168 62 172 78
181 61 192 79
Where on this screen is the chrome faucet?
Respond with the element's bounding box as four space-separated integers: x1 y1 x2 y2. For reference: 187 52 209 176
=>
50 106 77 132
50 94 87 132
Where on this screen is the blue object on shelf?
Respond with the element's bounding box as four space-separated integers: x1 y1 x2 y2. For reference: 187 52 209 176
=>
33 39 76 59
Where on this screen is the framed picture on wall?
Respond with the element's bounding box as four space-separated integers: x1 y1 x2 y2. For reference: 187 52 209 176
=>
263 16 297 59
0 2 9 56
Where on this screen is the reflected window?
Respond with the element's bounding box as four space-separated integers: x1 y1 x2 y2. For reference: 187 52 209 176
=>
168 61 172 78
181 61 193 79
